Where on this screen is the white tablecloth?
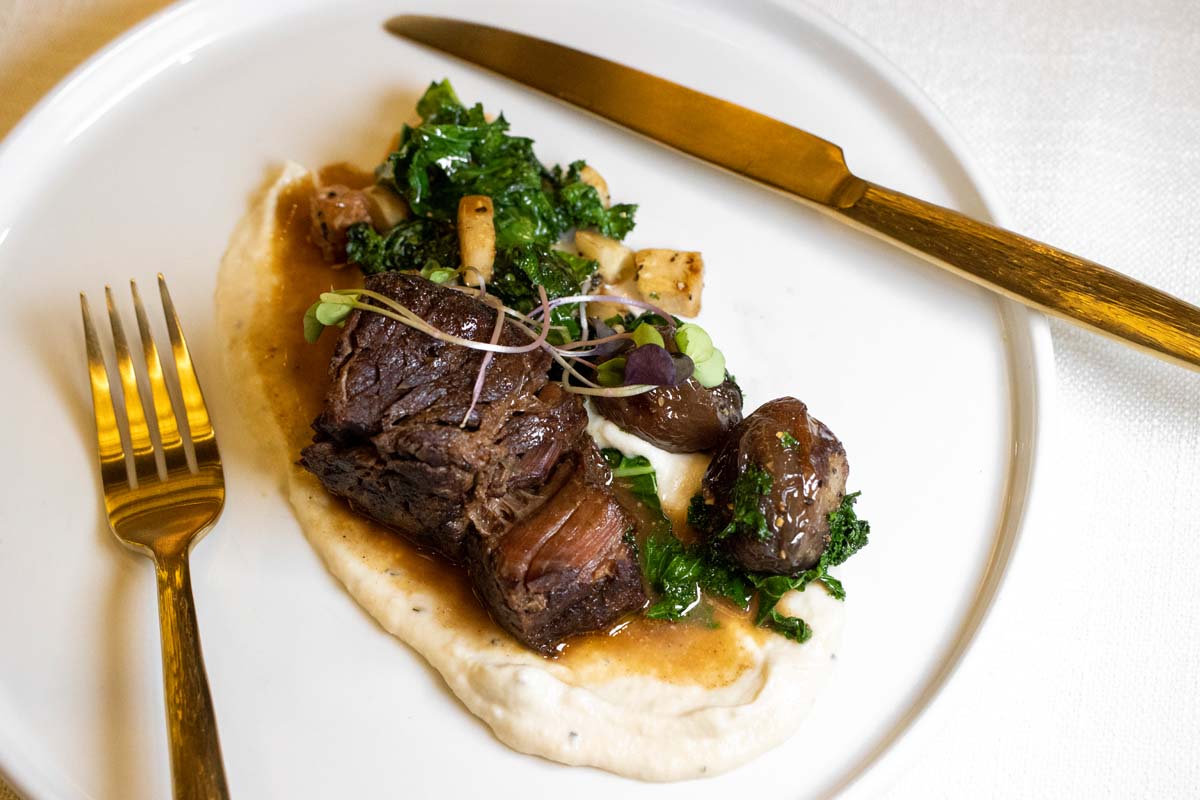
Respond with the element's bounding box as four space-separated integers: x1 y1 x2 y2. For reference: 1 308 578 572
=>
2 1 1198 797
816 1 1200 797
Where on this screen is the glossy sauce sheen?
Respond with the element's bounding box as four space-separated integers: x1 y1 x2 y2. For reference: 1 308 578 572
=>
251 170 763 688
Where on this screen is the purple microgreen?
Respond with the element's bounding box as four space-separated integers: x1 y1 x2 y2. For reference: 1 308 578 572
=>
555 330 633 361
558 380 656 398
446 285 572 335
470 270 490 300
535 293 677 332
464 350 496 426
462 272 507 427
575 318 629 360
672 353 695 384
590 317 616 340
501 306 603 389
578 280 591 344
623 344 680 386
349 287 550 355
302 283 669 399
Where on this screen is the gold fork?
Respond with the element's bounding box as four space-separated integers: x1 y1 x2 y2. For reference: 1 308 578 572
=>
80 274 230 800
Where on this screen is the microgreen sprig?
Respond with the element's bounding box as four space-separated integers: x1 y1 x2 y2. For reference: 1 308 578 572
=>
303 287 552 355
591 321 728 390
301 283 663 402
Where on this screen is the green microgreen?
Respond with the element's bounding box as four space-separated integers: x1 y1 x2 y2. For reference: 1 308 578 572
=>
596 357 626 387
690 346 726 388
303 291 364 342
674 323 713 363
631 322 665 349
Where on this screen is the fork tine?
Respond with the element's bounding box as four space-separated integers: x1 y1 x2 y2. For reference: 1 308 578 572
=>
106 286 159 485
158 274 220 469
81 293 130 492
131 280 189 474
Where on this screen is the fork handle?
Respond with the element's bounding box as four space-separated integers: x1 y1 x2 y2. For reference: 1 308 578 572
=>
154 548 230 800
836 181 1200 371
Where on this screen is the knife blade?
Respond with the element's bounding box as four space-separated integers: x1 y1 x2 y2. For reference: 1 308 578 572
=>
386 15 1200 372
386 15 860 209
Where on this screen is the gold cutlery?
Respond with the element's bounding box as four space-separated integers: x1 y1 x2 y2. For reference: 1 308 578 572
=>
387 15 1200 371
80 275 229 800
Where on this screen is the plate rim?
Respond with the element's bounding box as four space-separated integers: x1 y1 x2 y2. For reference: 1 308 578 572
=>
0 0 1055 797
782 2 1055 794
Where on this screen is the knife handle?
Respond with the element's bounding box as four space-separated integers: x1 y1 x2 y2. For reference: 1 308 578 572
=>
836 181 1200 370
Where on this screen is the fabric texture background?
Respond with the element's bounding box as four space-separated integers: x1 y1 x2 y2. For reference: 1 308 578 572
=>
814 2 1200 797
1 0 1197 797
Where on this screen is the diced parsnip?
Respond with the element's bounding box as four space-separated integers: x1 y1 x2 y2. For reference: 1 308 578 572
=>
362 185 409 229
588 278 639 324
575 230 634 283
634 249 704 317
457 195 495 284
579 165 610 207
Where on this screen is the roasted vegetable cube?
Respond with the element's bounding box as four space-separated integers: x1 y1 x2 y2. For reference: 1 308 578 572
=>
634 249 704 317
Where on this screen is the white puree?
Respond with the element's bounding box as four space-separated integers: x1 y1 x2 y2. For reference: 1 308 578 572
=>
585 410 710 531
217 163 845 781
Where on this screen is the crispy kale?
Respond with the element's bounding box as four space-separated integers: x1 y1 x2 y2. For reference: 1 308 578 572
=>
602 448 749 620
345 219 460 275
642 536 755 621
825 490 871 567
486 245 596 344
552 160 637 240
602 448 693 618
489 245 595 310
686 493 719 533
747 492 871 640
348 79 640 340
614 449 871 642
376 80 637 252
601 448 658 502
713 464 773 541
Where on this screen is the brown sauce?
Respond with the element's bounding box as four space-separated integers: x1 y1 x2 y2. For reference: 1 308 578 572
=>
317 163 376 190
249 174 765 689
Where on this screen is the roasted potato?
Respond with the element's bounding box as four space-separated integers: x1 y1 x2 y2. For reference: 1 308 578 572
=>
587 278 639 323
576 230 635 284
362 185 409 230
457 195 496 284
634 249 704 317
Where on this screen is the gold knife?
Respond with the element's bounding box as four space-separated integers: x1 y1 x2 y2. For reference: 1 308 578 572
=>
386 15 1200 372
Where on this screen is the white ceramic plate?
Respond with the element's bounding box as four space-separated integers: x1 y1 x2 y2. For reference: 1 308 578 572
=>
0 1 1051 797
